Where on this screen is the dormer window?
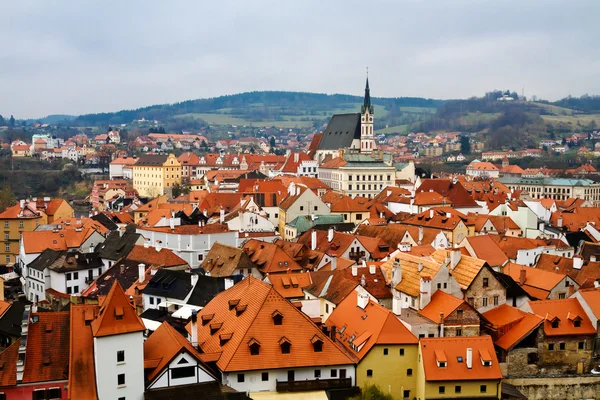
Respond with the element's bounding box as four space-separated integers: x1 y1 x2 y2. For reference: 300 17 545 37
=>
279 337 291 354
272 310 283 325
201 314 214 326
236 304 247 316
219 333 233 346
228 299 240 310
210 322 223 335
551 320 559 328
248 338 260 355
114 307 124 321
311 335 323 352
574 319 581 327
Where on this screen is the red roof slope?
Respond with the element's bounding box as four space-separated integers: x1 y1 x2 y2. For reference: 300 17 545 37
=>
69 304 99 399
91 282 145 337
528 298 596 337
0 339 20 387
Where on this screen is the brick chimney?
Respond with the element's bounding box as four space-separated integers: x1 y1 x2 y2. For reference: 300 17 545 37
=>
519 267 526 286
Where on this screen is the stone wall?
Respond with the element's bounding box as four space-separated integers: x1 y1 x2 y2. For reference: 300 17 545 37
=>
504 375 600 400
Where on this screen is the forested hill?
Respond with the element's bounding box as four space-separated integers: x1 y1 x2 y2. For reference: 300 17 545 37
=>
69 91 444 127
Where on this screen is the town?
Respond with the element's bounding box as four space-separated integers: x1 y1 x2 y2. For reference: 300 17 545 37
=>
0 75 599 400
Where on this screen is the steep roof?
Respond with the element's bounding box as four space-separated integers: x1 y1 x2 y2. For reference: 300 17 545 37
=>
135 154 169 166
145 322 215 382
127 245 188 269
380 252 443 297
241 240 303 274
69 304 99 399
143 269 193 300
0 339 19 387
420 336 502 381
419 290 466 323
529 298 596 337
188 276 354 372
21 228 97 254
504 263 567 299
91 282 145 337
430 249 486 289
417 179 478 208
318 113 361 150
201 242 257 277
482 304 543 351
269 273 313 299
326 292 417 360
462 235 509 268
22 312 70 383
97 230 142 260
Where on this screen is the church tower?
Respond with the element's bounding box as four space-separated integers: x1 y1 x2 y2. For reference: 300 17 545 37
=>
360 70 376 154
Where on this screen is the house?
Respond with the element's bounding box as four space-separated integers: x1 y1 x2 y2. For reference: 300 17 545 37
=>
416 336 502 400
0 300 25 347
526 298 597 375
571 287 600 357
109 155 138 179
401 208 471 247
200 242 260 278
278 183 330 239
504 263 579 300
535 253 600 289
481 304 544 377
416 179 481 214
459 235 509 270
186 276 356 394
323 192 370 224
132 153 182 197
142 269 195 313
419 290 481 337
96 229 144 271
241 239 303 275
325 292 419 400
466 161 500 178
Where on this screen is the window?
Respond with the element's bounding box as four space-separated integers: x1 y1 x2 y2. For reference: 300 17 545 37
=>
73 286 79 293
67 287 72 295
366 369 373 377
262 372 269 381
19 221 24 228
171 366 195 379
574 319 581 327
558 293 566 299
300 206 304 211
482 297 488 307
3 221 7 228
455 385 462 394
3 233 7 241
237 373 245 383
483 277 489 287
356 214 362 220
439 386 445 394
559 342 566 350
480 385 487 393
399 348 404 356
457 309 463 318
117 350 125 363
493 295 499 306
383 348 388 356
527 353 538 364
66 273 72 281
551 320 559 328
456 328 463 336
407 368 413 376
548 343 554 351
118 373 125 386
579 341 585 350
4 244 9 252
331 369 337 378
74 272 78 280
314 206 318 211
314 369 321 378
149 297 154 305
280 341 291 354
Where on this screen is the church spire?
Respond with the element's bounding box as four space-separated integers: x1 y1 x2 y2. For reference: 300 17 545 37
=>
362 68 373 114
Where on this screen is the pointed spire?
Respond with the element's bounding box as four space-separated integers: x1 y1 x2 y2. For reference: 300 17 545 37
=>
362 68 373 114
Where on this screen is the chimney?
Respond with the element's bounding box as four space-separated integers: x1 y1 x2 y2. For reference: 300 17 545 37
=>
19 199 25 210
191 310 199 348
330 325 337 340
169 218 175 230
369 264 376 275
439 312 444 337
450 248 461 270
429 209 434 219
466 348 473 369
155 240 162 252
357 293 369 309
387 189 392 198
445 212 451 218
591 255 597 263
392 295 401 316
331 257 337 271
219 208 225 224
419 276 432 309
143 239 150 248
351 264 358 277
360 274 366 287
392 259 402 287
557 217 563 228
294 153 299 163
225 278 234 290
418 226 424 245
311 230 317 251
191 273 198 287
519 267 526 285
573 256 583 270
327 228 334 242
361 259 367 269
138 263 145 283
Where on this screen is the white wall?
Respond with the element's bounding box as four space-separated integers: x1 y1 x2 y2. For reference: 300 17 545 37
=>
94 331 145 400
222 365 355 393
148 352 215 389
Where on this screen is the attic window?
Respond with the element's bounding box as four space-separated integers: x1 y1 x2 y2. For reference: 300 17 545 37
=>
46 323 53 333
235 304 247 316
248 338 260 355
311 335 324 352
279 337 291 354
201 314 214 326
228 299 240 310
210 322 223 335
551 320 559 328
272 310 283 325
219 333 233 346
115 306 124 320
43 355 51 366
574 319 581 328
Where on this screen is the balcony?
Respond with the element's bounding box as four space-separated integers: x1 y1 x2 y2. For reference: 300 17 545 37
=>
348 251 366 259
276 378 352 392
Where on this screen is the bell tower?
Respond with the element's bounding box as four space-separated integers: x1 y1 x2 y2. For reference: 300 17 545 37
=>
360 68 376 154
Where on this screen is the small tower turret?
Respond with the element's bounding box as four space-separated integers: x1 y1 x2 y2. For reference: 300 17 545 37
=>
360 68 376 154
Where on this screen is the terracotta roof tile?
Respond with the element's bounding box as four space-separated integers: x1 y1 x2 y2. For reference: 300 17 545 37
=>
241 240 303 274
529 298 596 337
69 304 99 399
91 282 145 337
0 339 19 387
417 179 478 208
462 236 509 268
504 263 566 299
482 304 543 351
127 245 188 269
380 252 442 297
419 290 465 323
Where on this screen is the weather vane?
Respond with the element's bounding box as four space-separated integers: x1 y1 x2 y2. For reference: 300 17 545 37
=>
366 66 369 76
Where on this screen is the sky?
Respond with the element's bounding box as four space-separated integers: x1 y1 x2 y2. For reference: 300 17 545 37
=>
1 0 599 118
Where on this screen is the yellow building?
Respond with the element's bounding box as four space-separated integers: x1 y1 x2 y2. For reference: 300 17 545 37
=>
132 153 182 198
0 198 73 265
416 336 502 400
326 292 420 400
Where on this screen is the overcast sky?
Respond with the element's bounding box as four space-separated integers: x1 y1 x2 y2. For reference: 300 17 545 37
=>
1 0 599 118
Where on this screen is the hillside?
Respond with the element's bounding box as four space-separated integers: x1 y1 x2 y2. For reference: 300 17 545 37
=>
65 91 443 132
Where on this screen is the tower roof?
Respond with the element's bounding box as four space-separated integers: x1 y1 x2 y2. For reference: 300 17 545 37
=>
362 74 373 114
91 281 145 337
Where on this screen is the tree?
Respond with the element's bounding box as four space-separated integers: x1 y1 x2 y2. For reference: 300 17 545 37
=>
349 384 393 400
201 140 208 150
460 135 471 154
0 186 16 212
0 115 5 126
562 137 567 146
269 136 276 153
8 115 15 127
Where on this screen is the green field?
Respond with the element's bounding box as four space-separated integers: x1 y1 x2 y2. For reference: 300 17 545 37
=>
541 114 600 125
532 102 576 116
459 112 501 125
376 124 410 134
175 113 315 129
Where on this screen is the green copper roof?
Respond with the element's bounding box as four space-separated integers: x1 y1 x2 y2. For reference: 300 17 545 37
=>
361 77 374 114
286 214 345 232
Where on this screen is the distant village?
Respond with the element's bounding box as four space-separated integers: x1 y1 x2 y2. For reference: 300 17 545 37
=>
0 78 600 400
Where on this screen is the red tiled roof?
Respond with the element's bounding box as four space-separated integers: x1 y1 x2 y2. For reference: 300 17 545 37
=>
419 290 465 323
417 179 478 208
69 304 99 399
22 312 70 383
0 339 19 387
529 298 596 337
91 282 145 337
482 304 543 351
